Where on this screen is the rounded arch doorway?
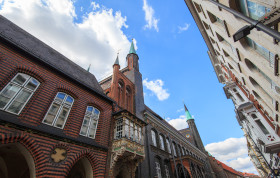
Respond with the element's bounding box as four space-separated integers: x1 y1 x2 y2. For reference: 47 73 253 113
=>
0 143 36 178
67 157 93 178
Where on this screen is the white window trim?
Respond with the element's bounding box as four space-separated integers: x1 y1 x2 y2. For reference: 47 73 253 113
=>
0 73 40 115
42 92 74 129
80 106 100 139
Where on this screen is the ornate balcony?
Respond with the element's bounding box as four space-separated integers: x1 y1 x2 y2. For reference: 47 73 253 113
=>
109 110 146 178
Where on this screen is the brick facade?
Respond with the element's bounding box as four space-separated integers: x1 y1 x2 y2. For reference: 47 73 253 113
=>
0 16 114 178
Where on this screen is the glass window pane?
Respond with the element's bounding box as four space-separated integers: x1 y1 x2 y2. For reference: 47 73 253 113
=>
55 106 70 128
83 117 90 126
90 120 97 129
65 96 74 104
25 79 39 90
6 89 32 114
43 103 60 124
88 128 96 138
0 84 20 109
80 125 88 136
13 73 29 85
87 106 93 112
56 93 66 100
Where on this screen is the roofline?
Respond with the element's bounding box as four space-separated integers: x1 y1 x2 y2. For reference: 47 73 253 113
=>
0 32 114 104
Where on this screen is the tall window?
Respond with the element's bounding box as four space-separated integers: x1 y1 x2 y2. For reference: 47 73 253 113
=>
115 118 123 139
0 73 40 114
165 165 170 178
43 92 74 128
238 0 271 20
172 142 177 157
246 37 274 62
151 130 157 147
166 139 171 153
126 87 131 111
159 135 165 150
155 161 162 178
118 82 123 106
80 106 100 139
182 147 185 156
114 117 143 144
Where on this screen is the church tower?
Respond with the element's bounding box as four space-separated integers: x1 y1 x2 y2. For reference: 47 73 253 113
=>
125 40 145 119
184 103 205 152
127 40 139 71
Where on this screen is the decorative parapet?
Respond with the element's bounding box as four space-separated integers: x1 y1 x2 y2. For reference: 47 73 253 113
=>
112 138 145 156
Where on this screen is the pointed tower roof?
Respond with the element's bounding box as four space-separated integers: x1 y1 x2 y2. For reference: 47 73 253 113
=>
114 54 120 65
184 103 193 120
129 40 136 54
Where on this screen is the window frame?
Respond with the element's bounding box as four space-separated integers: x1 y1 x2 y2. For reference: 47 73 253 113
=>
42 92 74 129
151 129 157 147
0 73 40 115
166 138 171 154
79 106 101 139
159 134 165 150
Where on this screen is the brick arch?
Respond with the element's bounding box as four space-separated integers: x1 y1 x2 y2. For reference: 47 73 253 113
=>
0 132 40 177
57 87 79 100
0 66 45 91
65 149 99 177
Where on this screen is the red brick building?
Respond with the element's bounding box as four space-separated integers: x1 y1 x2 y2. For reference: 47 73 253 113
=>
0 15 115 178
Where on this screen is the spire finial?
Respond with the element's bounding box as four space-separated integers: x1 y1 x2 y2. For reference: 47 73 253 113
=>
129 38 136 54
87 64 91 72
114 53 120 66
184 102 193 120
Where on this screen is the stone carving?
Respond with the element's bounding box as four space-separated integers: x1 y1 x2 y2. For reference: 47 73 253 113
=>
51 147 67 163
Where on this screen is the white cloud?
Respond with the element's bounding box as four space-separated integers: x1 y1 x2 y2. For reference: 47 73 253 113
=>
178 23 190 33
167 115 188 130
142 0 159 32
0 0 131 79
143 78 170 101
91 2 100 10
205 137 258 175
177 108 184 113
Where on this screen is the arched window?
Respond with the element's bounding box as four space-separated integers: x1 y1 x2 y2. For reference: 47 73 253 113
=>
151 130 157 147
177 145 182 156
118 81 124 106
166 138 171 153
80 106 100 139
172 142 177 157
126 86 131 111
43 92 74 129
159 135 165 150
182 147 185 156
0 73 40 114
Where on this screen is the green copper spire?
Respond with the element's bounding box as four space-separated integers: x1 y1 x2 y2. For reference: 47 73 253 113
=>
184 103 193 120
129 39 136 54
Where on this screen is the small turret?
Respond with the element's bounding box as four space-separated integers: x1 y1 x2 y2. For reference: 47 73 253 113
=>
126 39 139 71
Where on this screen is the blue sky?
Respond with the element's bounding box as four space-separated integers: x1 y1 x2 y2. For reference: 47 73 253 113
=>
0 0 257 174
